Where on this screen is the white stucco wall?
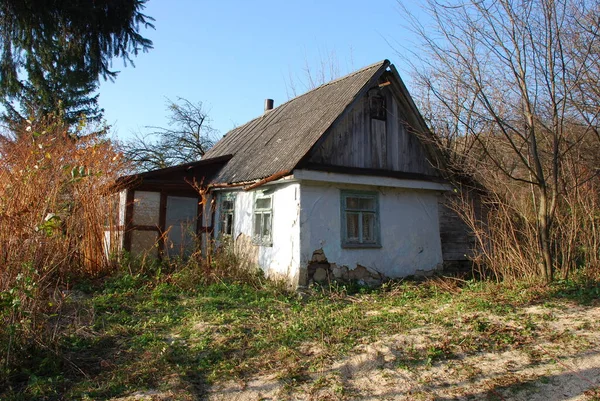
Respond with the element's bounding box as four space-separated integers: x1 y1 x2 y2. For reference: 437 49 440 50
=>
212 176 443 286
299 182 443 278
215 183 301 285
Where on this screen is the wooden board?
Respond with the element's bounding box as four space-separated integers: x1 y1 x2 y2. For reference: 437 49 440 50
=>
308 86 437 176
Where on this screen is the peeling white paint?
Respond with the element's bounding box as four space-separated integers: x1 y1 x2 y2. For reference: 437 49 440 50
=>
215 177 444 287
299 182 443 279
115 175 444 286
216 183 301 285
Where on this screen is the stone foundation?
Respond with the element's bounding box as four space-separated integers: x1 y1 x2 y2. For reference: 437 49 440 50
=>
306 248 385 287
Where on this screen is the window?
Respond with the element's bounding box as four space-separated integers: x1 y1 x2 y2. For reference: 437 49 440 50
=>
132 191 160 226
253 195 273 245
220 194 235 236
341 191 380 247
369 93 386 120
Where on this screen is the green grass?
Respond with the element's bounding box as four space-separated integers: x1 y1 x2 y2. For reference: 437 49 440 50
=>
1 270 599 400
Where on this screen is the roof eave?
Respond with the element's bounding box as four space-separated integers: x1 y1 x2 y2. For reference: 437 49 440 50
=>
120 154 233 181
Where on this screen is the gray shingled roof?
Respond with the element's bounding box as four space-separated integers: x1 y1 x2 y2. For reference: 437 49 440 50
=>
203 60 390 184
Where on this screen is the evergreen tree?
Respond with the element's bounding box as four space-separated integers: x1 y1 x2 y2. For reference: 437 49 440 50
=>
0 0 154 129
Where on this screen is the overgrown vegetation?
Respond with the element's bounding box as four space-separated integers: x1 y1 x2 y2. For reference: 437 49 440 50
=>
403 0 600 282
1 261 598 400
1 32 599 395
0 127 597 397
0 116 127 382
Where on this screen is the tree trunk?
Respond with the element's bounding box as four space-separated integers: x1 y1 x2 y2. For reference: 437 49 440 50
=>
537 193 554 283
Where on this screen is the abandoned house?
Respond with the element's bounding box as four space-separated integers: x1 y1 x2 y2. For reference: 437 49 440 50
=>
110 59 471 287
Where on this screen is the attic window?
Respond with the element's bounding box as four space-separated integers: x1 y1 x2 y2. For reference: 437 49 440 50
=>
369 93 386 121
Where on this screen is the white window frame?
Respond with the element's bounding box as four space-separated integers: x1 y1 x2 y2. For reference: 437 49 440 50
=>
340 190 381 248
253 193 273 246
219 193 236 237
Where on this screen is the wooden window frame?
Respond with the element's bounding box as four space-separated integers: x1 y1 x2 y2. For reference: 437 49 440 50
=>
124 189 203 259
252 193 273 246
340 190 381 248
369 93 386 121
219 192 236 238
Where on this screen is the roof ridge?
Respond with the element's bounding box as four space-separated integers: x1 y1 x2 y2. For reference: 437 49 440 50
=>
203 59 393 183
310 59 389 90
220 60 390 137
273 59 389 110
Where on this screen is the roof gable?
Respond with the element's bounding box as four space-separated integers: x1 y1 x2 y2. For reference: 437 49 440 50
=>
301 67 443 178
203 60 391 184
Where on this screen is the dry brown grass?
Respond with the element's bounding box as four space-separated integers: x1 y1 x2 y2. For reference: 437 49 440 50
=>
447 172 600 283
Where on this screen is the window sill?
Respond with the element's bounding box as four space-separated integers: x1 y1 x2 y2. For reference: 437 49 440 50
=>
252 238 273 247
342 243 382 249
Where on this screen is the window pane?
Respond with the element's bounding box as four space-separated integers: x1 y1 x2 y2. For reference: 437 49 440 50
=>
165 196 199 258
130 230 158 258
222 199 234 211
346 212 359 240
253 213 262 236
346 196 375 211
223 213 233 235
371 96 386 120
362 213 376 242
255 197 271 209
262 213 272 238
342 191 380 247
132 191 160 225
346 197 359 209
358 197 375 210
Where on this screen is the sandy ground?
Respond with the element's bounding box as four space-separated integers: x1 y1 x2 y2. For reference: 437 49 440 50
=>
207 303 600 401
113 302 600 401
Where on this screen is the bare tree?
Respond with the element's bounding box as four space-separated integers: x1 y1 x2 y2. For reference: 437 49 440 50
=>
400 0 600 282
284 50 352 98
122 97 218 171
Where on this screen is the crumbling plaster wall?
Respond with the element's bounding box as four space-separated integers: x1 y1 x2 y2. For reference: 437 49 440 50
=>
299 182 443 285
219 183 301 286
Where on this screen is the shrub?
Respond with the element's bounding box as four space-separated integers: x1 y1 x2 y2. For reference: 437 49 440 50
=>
0 116 127 373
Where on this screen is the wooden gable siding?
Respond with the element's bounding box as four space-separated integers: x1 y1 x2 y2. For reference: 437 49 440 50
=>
438 198 473 261
307 85 437 176
438 189 486 264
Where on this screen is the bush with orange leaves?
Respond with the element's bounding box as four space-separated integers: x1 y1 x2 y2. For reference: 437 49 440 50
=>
0 117 127 366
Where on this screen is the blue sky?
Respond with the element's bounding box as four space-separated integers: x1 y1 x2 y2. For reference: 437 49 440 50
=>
99 0 424 141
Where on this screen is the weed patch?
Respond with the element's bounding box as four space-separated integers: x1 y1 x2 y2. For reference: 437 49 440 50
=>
2 273 600 400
